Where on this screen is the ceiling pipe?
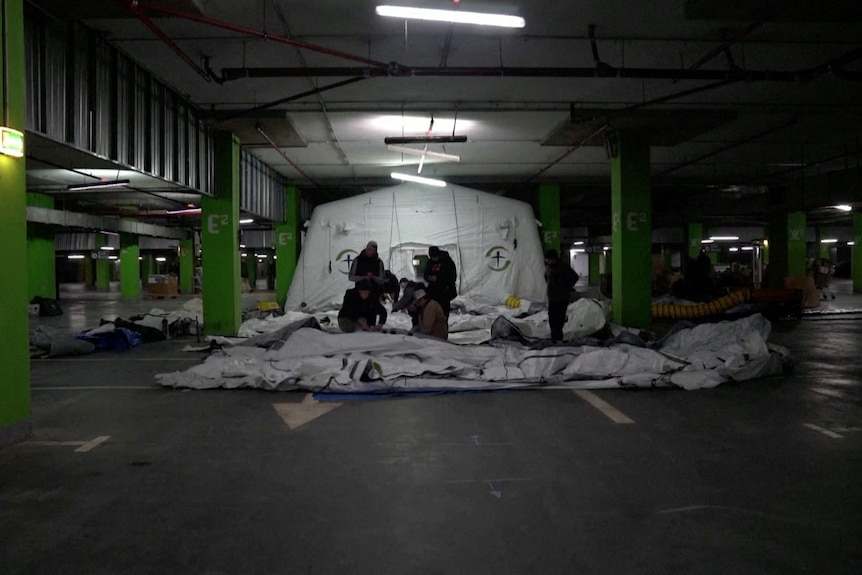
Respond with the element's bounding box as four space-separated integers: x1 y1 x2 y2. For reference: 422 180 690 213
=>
126 1 391 70
255 125 320 186
677 19 765 82
215 77 366 121
127 2 211 83
527 124 609 183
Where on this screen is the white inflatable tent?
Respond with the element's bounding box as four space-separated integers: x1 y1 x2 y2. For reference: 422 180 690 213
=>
285 183 548 312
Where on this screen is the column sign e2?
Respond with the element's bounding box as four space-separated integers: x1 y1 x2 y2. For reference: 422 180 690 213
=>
207 214 229 234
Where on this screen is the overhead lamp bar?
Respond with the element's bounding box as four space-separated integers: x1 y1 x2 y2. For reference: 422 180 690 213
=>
709 236 739 241
375 5 525 28
387 144 461 162
66 179 130 192
385 135 467 145
390 172 447 187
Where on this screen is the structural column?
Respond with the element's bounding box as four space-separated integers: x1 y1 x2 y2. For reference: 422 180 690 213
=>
94 233 111 290
275 185 300 306
119 233 140 299
179 238 194 294
26 194 56 299
245 253 257 292
538 183 561 256
766 211 806 288
610 131 652 329
0 0 31 444
853 212 862 293
201 131 241 335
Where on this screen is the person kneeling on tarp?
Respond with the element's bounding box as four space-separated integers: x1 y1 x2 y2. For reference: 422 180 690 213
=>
338 279 388 332
410 289 448 341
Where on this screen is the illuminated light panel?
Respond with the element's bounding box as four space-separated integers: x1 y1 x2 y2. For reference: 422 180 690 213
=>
376 5 525 28
391 171 447 187
709 236 739 241
820 239 838 243
0 127 24 157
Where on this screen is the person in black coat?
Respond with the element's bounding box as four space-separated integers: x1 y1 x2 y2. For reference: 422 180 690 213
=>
392 279 425 327
337 279 388 332
348 240 386 294
544 248 579 342
423 246 457 318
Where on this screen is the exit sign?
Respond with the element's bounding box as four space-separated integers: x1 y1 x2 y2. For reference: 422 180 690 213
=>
0 127 24 157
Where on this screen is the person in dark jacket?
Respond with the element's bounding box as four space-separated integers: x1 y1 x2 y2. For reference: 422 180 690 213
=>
348 240 386 293
423 246 457 318
337 279 388 332
544 248 579 342
392 279 424 326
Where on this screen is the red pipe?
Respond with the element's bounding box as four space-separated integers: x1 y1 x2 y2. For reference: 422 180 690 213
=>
129 1 391 70
128 4 212 83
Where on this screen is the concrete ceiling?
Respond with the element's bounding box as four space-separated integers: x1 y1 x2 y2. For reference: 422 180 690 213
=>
27 0 862 239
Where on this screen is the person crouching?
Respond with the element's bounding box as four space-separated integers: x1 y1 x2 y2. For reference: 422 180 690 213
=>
410 289 448 340
338 279 388 332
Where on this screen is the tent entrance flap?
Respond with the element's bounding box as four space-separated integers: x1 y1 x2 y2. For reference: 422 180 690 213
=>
389 243 460 285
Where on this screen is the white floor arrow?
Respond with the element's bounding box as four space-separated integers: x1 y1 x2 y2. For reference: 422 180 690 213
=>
273 394 343 430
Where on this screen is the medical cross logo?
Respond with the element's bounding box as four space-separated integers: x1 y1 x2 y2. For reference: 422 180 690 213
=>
336 249 359 274
485 245 512 271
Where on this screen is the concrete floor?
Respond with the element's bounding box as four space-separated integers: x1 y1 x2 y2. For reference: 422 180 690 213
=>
2 281 861 574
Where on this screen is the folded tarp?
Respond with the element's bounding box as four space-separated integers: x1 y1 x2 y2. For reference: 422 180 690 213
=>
156 313 787 393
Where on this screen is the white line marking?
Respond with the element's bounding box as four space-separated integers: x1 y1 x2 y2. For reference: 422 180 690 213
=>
22 441 85 447
574 390 635 424
33 358 201 362
75 435 111 452
803 423 844 439
32 386 155 390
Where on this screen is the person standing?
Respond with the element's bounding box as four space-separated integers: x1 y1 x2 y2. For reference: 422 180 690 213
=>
410 289 448 340
337 279 388 332
544 248 579 342
423 245 457 318
349 240 386 293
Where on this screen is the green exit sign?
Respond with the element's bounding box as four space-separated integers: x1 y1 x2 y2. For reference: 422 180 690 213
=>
0 127 24 157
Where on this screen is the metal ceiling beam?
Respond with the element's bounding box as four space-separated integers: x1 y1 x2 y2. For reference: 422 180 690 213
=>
26 207 188 240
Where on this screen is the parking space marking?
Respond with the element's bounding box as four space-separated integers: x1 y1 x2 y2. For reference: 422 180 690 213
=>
19 435 111 452
803 423 844 439
574 390 635 424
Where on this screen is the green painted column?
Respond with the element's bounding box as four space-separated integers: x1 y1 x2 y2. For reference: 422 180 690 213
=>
201 131 241 335
538 183 561 256
94 233 111 291
246 253 257 291
687 223 703 259
26 193 56 299
852 213 861 293
0 0 31 444
765 211 806 288
179 238 194 294
610 131 652 329
275 185 300 306
588 252 600 286
119 234 140 299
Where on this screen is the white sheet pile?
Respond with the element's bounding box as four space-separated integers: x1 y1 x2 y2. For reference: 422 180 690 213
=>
155 309 789 393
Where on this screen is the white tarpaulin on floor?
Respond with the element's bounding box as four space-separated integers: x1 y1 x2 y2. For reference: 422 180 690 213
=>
156 313 788 393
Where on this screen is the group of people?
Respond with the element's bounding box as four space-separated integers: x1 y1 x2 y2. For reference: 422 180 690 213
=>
336 241 456 340
336 240 581 343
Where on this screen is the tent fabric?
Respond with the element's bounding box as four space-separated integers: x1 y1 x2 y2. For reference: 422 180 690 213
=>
285 183 548 312
155 313 788 393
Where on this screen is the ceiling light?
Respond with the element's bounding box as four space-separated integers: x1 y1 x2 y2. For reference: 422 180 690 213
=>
729 247 739 252
67 254 85 260
99 246 116 251
701 239 715 244
709 236 739 241
835 204 852 212
385 135 467 145
376 5 525 28
66 179 130 191
240 218 254 224
849 241 856 246
741 246 754 251
391 172 447 187
155 256 167 262
820 238 838 243
387 144 461 162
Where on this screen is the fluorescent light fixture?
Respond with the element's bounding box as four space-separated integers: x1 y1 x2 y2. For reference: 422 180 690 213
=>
709 236 739 241
240 218 254 224
849 241 856 246
387 144 461 162
138 257 143 261
729 247 739 252
108 255 118 260
602 246 610 251
835 205 852 212
573 241 585 246
66 179 130 191
741 246 754 251
572 248 586 253
241 253 248 257
67 254 85 260
239 244 246 248
0 126 24 157
166 208 201 215
701 239 715 244
100 230 119 236
376 5 525 28
99 246 115 251
385 135 467 145
821 238 838 243
256 254 268 258
391 171 447 187
155 256 167 262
